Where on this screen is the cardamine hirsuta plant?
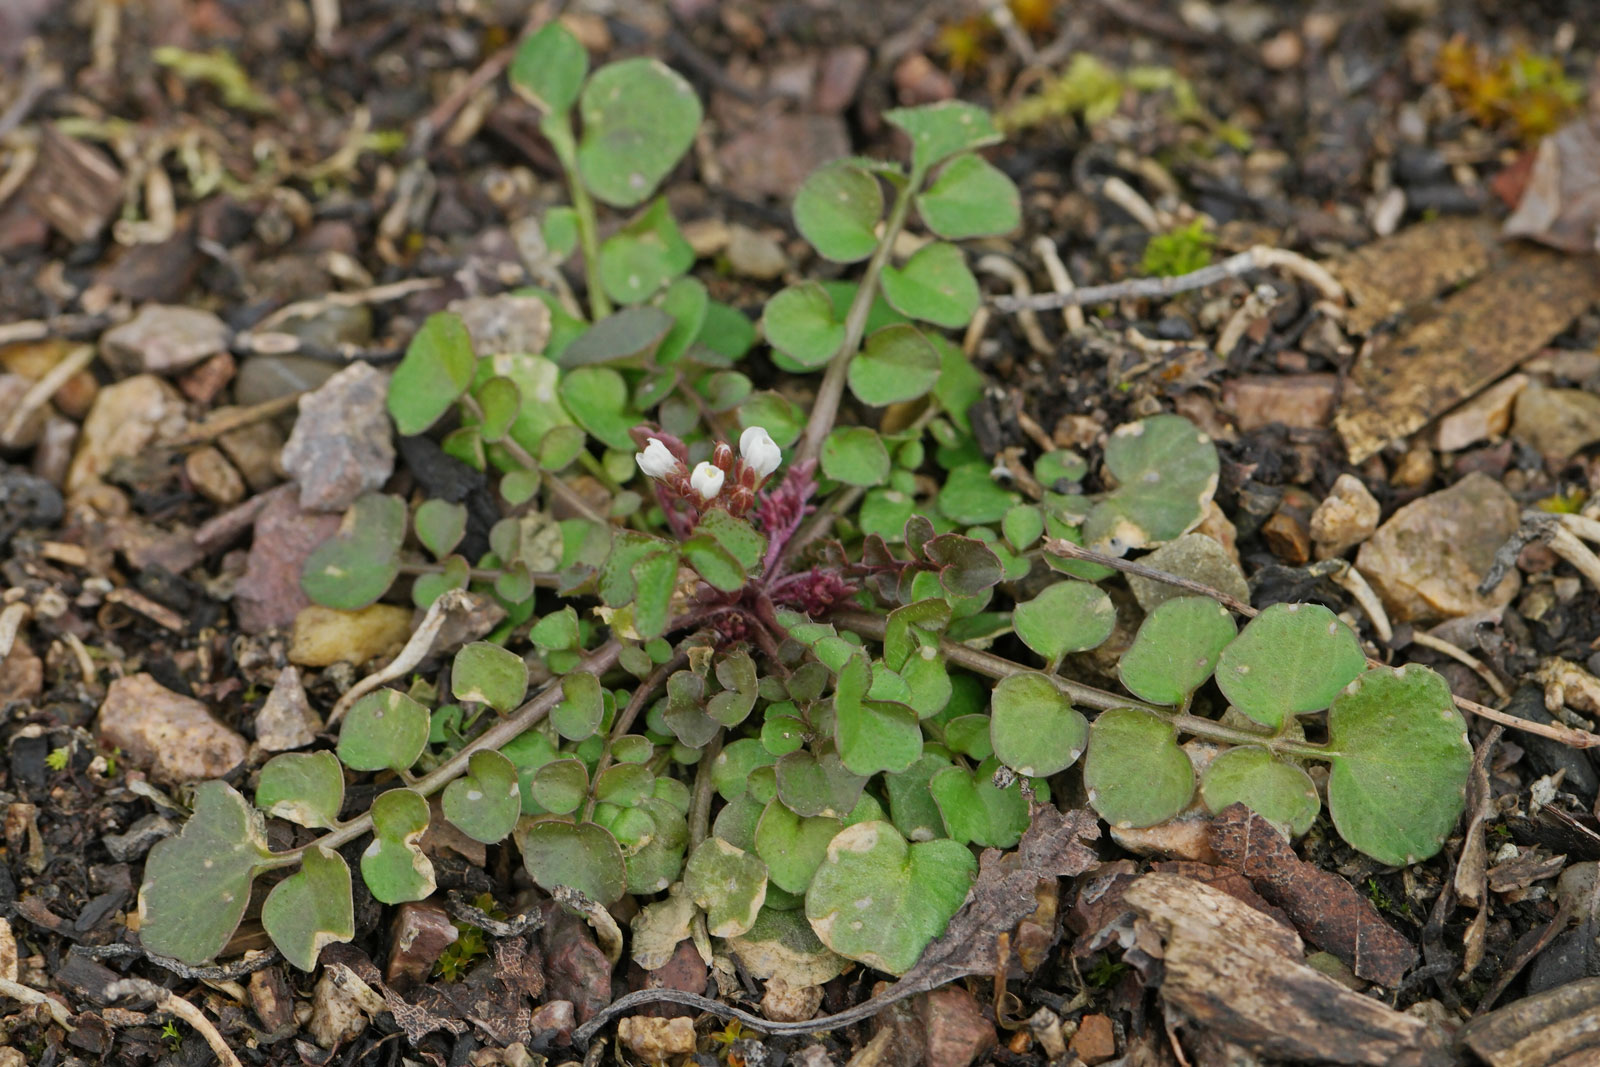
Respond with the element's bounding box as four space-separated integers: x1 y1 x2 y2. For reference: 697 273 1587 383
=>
136 21 1472 992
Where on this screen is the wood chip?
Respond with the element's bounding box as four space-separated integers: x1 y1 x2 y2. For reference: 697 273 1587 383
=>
1326 217 1500 335
23 127 124 244
1334 244 1600 463
1122 873 1450 1066
1461 975 1600 1067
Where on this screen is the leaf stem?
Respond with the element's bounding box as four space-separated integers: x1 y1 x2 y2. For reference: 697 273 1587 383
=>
583 653 685 821
281 638 623 862
830 609 1333 761
687 730 723 852
541 114 613 322
460 393 608 525
796 181 917 469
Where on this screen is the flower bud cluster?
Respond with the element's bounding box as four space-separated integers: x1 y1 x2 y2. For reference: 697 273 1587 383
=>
633 426 783 516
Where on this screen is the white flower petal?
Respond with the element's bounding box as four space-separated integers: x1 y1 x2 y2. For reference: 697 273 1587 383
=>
690 461 725 502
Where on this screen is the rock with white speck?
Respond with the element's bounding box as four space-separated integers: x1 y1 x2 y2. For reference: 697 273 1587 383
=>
449 294 552 357
279 362 394 511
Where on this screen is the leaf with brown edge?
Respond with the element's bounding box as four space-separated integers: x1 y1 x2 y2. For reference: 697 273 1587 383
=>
1209 803 1417 988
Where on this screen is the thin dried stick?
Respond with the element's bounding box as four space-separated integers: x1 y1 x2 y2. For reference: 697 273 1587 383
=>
977 255 1050 354
0 976 74 1030
165 393 304 449
1033 236 1085 332
1327 562 1393 643
105 979 239 1067
994 245 1345 313
1 345 94 446
1410 631 1511 704
0 601 30 661
1041 538 1600 749
327 589 473 726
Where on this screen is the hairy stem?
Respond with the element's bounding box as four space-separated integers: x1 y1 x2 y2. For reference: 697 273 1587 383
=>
796 182 917 469
687 731 724 852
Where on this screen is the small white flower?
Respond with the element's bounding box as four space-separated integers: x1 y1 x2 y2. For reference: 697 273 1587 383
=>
690 461 725 502
739 425 782 478
636 438 677 479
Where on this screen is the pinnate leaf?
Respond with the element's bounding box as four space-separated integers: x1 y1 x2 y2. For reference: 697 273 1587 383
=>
300 493 405 610
577 59 701 209
1013 580 1116 666
453 642 529 713
514 817 628 904
805 821 976 975
686 837 769 937
764 282 846 369
821 427 891 487
388 312 476 435
880 243 980 328
1199 746 1319 837
848 324 941 407
338 689 429 773
917 154 1020 239
509 21 587 113
885 101 1002 173
990 673 1087 778
363 788 435 904
443 750 522 843
1119 596 1237 706
1084 708 1194 828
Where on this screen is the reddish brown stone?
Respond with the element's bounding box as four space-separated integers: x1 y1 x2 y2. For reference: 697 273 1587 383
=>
1069 1014 1117 1065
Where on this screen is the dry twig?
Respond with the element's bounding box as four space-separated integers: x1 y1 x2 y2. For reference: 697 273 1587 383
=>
994 245 1345 313
105 979 239 1067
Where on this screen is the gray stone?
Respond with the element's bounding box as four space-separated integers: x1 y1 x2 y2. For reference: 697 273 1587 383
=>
1512 382 1600 461
279 362 394 511
274 302 374 352
97 674 247 785
234 354 339 407
101 305 230 376
1355 471 1520 623
103 813 177 862
449 294 552 357
1128 533 1251 612
254 665 321 752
